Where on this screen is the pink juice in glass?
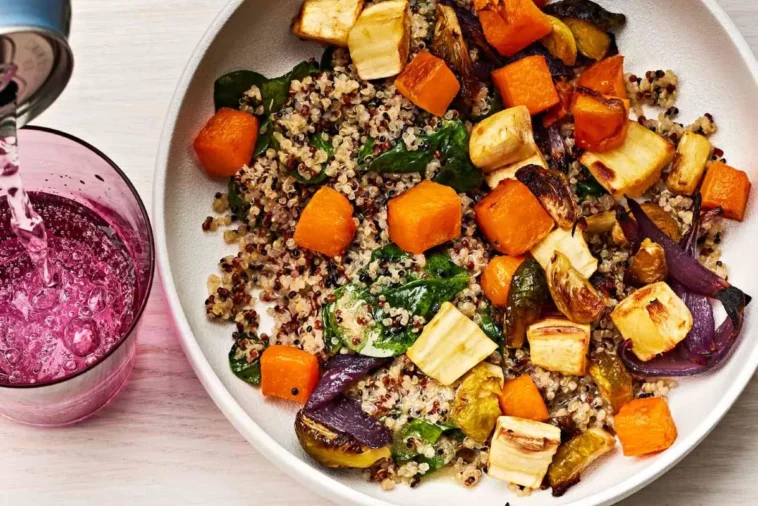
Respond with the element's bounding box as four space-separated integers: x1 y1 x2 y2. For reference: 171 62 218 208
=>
0 64 139 390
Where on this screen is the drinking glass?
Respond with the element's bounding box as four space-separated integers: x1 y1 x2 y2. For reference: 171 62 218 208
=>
0 126 154 426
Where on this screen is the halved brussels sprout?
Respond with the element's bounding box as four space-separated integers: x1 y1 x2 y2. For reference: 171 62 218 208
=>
588 351 634 414
295 410 391 469
548 427 616 497
505 259 549 349
562 18 610 61
516 164 580 230
639 203 682 242
627 238 668 287
541 16 578 66
546 251 606 324
328 285 390 358
451 364 503 443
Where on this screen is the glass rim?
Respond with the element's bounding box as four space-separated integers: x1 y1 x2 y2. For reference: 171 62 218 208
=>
0 125 155 390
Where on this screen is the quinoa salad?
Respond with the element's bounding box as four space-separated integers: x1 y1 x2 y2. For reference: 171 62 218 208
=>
192 0 752 498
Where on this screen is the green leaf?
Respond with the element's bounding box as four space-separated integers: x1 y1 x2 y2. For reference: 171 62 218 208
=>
228 178 251 224
424 252 466 279
428 120 483 193
365 140 433 175
479 304 504 345
289 134 334 185
369 244 411 264
214 70 267 111
576 168 608 201
229 338 263 385
254 118 272 157
391 420 446 463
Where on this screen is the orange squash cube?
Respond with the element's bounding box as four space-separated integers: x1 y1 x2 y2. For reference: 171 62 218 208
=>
481 255 526 308
294 187 356 257
475 179 554 256
193 108 259 178
573 93 630 152
700 161 751 221
615 397 678 457
477 0 553 57
499 374 549 422
388 180 462 254
260 345 320 404
577 55 628 99
493 55 560 115
395 51 461 117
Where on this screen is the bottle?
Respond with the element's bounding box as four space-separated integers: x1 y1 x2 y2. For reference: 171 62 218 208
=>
0 0 73 126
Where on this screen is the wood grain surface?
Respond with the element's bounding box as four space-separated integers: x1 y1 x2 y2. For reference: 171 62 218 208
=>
0 1 756 505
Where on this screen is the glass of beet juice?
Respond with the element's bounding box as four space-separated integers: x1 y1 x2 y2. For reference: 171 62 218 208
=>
0 126 154 426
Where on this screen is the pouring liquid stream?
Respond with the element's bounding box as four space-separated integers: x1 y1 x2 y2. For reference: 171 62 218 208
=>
0 64 55 287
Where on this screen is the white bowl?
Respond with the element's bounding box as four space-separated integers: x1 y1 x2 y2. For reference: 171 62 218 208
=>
154 1 758 504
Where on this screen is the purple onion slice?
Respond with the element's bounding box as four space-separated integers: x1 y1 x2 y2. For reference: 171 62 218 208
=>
305 396 393 448
305 355 389 411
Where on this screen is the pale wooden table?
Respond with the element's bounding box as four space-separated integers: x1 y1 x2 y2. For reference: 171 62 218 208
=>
0 1 756 505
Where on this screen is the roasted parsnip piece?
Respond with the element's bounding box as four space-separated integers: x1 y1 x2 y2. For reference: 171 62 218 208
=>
348 0 410 80
488 416 561 489
469 105 539 173
531 227 598 279
527 317 591 376
407 302 497 385
580 121 675 198
611 282 693 361
667 131 712 195
292 0 364 47
485 153 548 190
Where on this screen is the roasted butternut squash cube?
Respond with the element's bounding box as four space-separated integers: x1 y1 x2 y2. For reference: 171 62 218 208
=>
476 0 553 57
701 161 751 221
615 398 677 457
666 132 712 196
291 0 364 47
481 255 526 308
294 187 356 257
388 180 462 254
475 179 554 256
395 50 460 117
493 55 560 116
193 108 259 178
610 282 693 362
580 121 675 198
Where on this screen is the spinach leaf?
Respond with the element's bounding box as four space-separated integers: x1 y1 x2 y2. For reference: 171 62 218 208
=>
254 118 273 157
228 178 251 224
365 141 433 176
480 304 504 345
391 420 456 474
290 134 334 185
213 61 320 114
383 253 469 317
576 168 608 201
214 70 267 111
370 244 410 264
362 120 482 193
229 336 264 385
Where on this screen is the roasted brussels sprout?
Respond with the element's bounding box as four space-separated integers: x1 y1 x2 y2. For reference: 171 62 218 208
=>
588 352 634 414
628 238 668 286
562 18 610 61
639 203 682 242
451 364 503 443
584 210 616 235
546 252 606 324
505 259 549 349
548 428 616 497
540 16 578 67
295 410 391 469
431 4 481 107
516 164 580 230
543 0 627 31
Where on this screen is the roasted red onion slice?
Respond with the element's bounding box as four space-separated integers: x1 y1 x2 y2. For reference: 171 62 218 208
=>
303 354 391 448
305 355 389 411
